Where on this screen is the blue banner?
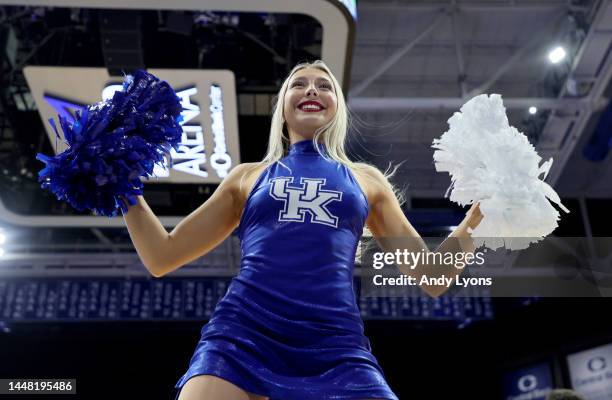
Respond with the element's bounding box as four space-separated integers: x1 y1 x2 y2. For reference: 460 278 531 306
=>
502 362 553 400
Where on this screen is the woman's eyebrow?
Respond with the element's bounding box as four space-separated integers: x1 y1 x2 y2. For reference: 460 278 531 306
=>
290 77 332 84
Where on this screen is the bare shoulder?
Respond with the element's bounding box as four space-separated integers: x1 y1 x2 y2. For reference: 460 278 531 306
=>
352 162 386 181
351 162 389 191
223 162 266 183
350 162 391 205
226 162 271 201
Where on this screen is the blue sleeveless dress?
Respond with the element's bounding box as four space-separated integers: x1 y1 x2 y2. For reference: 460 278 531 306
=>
175 139 398 400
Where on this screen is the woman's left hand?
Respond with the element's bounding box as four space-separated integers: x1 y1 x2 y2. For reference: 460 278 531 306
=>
461 201 484 232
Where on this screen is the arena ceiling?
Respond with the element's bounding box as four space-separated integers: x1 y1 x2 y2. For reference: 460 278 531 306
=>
349 0 611 200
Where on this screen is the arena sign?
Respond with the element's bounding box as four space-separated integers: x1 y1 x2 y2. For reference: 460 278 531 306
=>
501 363 553 400
24 67 240 184
0 0 354 227
568 342 612 399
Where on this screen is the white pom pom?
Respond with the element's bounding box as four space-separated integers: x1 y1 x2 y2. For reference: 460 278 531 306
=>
432 94 570 250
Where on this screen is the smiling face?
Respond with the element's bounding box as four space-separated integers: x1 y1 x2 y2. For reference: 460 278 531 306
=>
283 67 338 142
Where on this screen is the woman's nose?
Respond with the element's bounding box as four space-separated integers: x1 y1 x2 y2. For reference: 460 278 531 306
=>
306 85 318 96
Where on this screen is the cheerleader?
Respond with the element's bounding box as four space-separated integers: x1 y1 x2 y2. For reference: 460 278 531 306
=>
36 61 482 400
119 60 482 400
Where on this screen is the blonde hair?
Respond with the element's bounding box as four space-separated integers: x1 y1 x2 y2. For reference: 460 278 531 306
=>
244 60 406 256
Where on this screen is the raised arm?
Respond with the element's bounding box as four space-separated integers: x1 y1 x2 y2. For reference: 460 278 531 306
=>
360 164 480 298
360 164 430 258
122 163 257 278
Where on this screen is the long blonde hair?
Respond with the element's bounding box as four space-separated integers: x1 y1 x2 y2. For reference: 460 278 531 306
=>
262 60 352 164
244 60 406 246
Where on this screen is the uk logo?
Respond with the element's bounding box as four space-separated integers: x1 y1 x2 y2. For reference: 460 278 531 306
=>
269 176 342 227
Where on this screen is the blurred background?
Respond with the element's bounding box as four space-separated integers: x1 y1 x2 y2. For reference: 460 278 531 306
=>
0 0 611 399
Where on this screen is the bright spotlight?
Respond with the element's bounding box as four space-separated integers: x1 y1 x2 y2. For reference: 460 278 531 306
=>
529 106 537 115
548 46 566 64
0 232 5 245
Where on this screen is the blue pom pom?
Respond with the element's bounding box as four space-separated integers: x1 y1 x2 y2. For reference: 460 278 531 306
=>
36 70 183 217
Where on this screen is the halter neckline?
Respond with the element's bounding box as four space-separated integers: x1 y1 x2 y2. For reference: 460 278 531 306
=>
288 139 328 156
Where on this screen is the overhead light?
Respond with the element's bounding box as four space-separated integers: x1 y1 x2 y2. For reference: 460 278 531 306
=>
529 106 537 115
0 231 5 245
0 248 4 257
548 46 566 64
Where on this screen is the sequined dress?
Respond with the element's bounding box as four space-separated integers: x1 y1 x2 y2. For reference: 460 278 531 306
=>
175 139 398 400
